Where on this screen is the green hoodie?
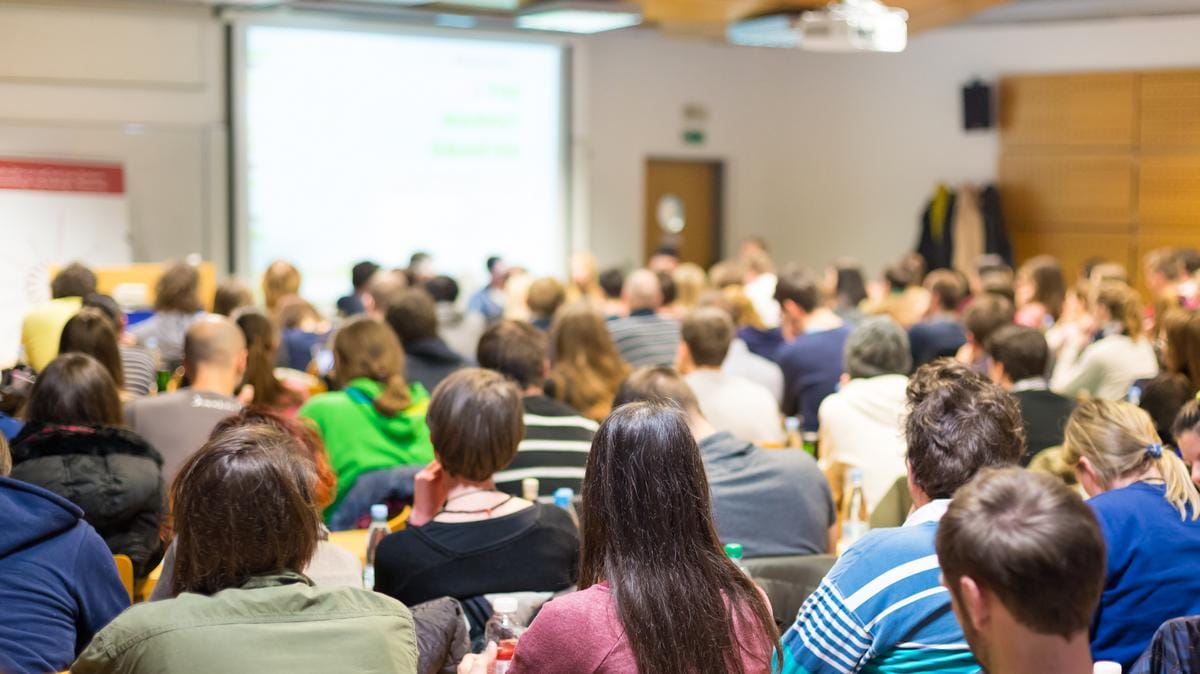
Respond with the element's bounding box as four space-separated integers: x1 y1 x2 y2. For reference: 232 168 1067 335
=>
299 377 434 517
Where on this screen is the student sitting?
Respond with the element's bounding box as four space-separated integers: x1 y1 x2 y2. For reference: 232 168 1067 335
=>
778 360 1024 674
937 468 1105 674
299 317 434 517
607 269 682 367
59 308 135 401
385 288 466 393
373 369 578 608
72 424 418 674
986 325 1075 464
1063 400 1200 669
460 402 778 674
547 302 630 422
22 262 95 372
615 367 833 557
130 260 204 372
678 307 784 446
82 293 158 398
0 434 128 674
10 353 165 576
907 270 967 369
955 293 1015 373
337 260 380 317
211 277 254 317
427 275 486 363
234 311 308 416
276 295 332 373
774 267 851 434
476 320 597 498
526 277 566 332
1052 283 1158 400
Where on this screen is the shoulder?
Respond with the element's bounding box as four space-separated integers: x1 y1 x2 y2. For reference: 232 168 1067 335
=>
827 524 939 598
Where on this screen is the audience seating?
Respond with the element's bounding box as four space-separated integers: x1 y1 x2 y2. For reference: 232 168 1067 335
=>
743 554 836 629
113 554 134 603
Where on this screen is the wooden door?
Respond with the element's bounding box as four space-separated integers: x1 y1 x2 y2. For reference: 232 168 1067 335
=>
644 159 722 267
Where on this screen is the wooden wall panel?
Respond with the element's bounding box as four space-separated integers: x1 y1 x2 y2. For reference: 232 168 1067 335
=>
999 153 1134 231
1000 73 1137 148
1140 154 1200 230
1141 71 1200 148
1010 231 1133 287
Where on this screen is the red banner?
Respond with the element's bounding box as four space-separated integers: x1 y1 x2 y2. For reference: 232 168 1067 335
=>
0 159 124 194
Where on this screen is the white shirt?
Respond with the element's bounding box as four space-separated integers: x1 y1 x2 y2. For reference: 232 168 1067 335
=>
722 338 785 405
684 369 784 445
1051 334 1158 400
818 374 909 513
744 272 780 329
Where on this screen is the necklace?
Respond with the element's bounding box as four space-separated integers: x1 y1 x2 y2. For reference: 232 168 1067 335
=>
438 491 515 517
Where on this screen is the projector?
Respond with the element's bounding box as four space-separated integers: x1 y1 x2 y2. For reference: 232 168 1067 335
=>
727 0 908 53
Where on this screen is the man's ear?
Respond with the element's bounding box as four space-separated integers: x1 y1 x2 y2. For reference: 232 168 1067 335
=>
958 575 990 632
676 342 693 373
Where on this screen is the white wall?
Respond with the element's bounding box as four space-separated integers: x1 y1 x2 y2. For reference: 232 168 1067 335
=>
580 15 1200 274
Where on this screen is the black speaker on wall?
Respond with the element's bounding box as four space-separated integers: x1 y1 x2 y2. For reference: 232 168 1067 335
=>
963 80 994 130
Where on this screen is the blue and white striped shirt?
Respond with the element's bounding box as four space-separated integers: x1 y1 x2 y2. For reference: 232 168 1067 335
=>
776 500 980 674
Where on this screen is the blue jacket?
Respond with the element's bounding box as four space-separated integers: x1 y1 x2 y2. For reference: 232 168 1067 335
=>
0 475 129 674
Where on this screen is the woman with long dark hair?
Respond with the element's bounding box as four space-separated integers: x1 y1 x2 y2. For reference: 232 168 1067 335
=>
463 402 778 673
235 311 307 415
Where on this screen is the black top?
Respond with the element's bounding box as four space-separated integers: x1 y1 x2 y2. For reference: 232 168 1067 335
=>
1013 388 1076 465
404 337 466 393
373 503 579 607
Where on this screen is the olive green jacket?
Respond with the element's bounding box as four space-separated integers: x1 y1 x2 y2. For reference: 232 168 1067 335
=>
72 572 418 674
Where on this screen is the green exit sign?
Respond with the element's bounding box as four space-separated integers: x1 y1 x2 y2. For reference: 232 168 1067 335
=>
683 129 705 145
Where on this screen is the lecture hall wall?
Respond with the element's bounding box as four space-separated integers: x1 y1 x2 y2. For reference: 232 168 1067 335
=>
4 0 1200 283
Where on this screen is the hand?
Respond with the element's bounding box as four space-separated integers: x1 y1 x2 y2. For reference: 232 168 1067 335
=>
409 460 448 527
458 642 497 674
236 384 256 406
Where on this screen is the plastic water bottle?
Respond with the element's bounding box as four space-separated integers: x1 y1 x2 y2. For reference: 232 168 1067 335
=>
362 504 390 590
485 596 524 674
724 542 750 577
838 467 870 556
784 416 803 449
521 477 540 501
144 337 169 392
553 487 579 528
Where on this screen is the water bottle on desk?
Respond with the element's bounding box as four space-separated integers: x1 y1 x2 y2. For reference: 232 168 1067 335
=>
784 416 803 449
362 504 390 590
521 478 540 501
485 596 525 674
553 487 579 528
838 468 870 556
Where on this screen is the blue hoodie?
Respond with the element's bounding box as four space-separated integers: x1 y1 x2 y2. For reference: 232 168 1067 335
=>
0 476 128 674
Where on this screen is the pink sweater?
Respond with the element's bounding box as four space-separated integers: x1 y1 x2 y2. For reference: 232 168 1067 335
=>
509 583 773 673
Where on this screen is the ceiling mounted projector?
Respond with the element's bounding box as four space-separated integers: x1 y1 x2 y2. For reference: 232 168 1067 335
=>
728 0 908 53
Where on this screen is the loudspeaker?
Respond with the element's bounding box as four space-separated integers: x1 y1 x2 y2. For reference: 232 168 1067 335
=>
963 80 993 131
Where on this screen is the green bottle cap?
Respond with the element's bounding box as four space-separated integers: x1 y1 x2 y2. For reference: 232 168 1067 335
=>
724 543 744 560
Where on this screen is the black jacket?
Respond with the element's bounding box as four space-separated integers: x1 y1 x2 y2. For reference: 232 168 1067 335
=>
1013 389 1076 465
404 337 466 394
10 423 166 576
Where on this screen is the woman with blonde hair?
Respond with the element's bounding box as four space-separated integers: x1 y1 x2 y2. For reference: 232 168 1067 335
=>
262 260 301 315
299 317 433 517
671 262 708 314
547 302 630 421
566 251 604 305
1063 399 1200 668
1051 282 1158 399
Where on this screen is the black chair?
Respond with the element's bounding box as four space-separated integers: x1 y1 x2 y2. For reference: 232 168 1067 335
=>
743 554 836 630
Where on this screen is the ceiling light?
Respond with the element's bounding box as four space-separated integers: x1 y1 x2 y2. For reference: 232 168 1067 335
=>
516 0 642 34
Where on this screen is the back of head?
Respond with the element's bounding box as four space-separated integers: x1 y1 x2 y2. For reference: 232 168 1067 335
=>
155 261 202 314
773 267 822 313
82 293 124 332
333 316 411 416
476 320 547 390
549 303 628 416
1160 308 1194 377
844 316 911 379
656 271 677 307
526 277 566 319
276 295 321 331
424 275 459 304
551 302 619 365
170 424 320 596
721 285 763 329
366 270 409 314
352 261 381 291
1180 248 1200 276
235 311 289 408
184 315 247 372
598 268 625 300
613 366 701 416
708 260 746 290
834 260 868 308
51 262 97 299
29 352 122 427
59 308 125 389
211 407 336 511
925 269 967 312
426 368 523 481
1095 282 1144 339
581 402 778 674
985 325 1049 383
672 263 708 310
624 269 663 311
681 307 735 368
884 264 915 291
384 288 439 344
936 468 1105 639
1064 399 1200 519
1019 256 1067 319
262 260 301 311
1090 263 1129 287
1145 247 1185 283
212 279 254 317
742 248 774 276
964 294 1015 344
906 360 1024 499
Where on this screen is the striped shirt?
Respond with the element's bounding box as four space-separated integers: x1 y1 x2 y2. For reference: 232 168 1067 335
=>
495 395 598 498
607 310 681 367
776 500 979 674
120 345 157 398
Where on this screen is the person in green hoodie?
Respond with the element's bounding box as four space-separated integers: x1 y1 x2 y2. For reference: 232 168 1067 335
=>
299 316 434 518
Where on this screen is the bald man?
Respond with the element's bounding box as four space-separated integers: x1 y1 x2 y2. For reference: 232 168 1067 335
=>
607 269 681 367
125 315 247 482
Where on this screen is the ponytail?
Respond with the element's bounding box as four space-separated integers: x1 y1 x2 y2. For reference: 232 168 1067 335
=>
373 373 412 417
1157 449 1200 521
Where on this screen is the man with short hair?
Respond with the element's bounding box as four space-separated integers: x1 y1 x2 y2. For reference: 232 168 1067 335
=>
607 269 681 367
908 270 968 369
818 316 911 512
384 289 464 393
778 360 1025 674
614 366 834 557
937 468 1104 674
467 256 507 323
957 293 1015 372
21 262 96 372
336 260 380 317
677 307 783 445
774 267 851 434
477 320 597 498
125 315 246 482
426 275 485 362
598 267 626 320
986 325 1075 465
363 269 409 319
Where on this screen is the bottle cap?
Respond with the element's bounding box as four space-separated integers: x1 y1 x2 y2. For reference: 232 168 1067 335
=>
784 416 801 431
1093 662 1122 674
724 542 744 560
370 504 388 521
849 467 864 485
493 596 519 614
553 487 574 506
